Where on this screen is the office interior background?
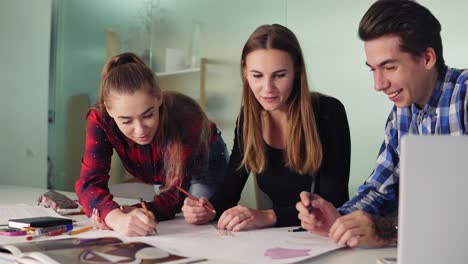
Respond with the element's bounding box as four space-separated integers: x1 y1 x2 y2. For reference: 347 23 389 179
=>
1 0 467 208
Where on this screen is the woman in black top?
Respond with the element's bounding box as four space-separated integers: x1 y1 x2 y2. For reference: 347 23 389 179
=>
181 24 350 230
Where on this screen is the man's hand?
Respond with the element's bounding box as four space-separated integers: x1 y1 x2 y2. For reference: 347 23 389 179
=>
329 210 397 248
296 191 340 236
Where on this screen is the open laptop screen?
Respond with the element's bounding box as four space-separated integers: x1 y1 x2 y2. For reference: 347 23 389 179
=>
398 136 468 264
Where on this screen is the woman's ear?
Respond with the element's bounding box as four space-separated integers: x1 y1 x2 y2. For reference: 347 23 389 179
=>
104 102 113 118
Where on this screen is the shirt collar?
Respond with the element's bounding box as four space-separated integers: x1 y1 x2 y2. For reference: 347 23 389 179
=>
411 66 448 117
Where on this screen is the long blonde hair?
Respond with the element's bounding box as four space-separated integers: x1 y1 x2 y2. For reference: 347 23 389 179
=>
97 52 211 188
239 24 322 175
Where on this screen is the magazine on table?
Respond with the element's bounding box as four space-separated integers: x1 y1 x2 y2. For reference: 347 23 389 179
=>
0 236 202 264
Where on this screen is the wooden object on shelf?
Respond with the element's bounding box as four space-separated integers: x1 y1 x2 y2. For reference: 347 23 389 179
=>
64 94 89 192
104 28 119 59
199 58 206 109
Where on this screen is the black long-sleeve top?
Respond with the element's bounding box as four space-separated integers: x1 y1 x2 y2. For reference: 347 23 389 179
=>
210 93 351 227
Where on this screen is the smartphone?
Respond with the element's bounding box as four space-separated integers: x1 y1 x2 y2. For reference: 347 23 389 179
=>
0 228 27 236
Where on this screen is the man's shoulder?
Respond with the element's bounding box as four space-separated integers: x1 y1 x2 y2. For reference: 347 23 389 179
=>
457 68 468 86
382 105 411 134
445 67 468 87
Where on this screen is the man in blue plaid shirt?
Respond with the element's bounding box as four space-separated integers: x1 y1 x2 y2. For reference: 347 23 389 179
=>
297 0 468 248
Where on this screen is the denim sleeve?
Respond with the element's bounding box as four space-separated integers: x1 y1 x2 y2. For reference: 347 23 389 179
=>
189 128 228 199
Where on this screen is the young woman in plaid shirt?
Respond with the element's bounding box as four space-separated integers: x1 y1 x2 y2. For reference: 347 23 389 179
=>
75 52 227 236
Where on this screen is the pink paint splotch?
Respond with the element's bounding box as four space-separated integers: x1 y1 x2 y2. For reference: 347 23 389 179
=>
264 247 310 259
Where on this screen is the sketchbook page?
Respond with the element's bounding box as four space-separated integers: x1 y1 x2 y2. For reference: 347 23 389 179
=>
10 237 123 253
2 237 140 264
18 252 60 264
0 251 16 263
0 205 66 226
19 241 197 264
1 237 124 259
140 217 342 264
0 245 22 257
63 228 205 264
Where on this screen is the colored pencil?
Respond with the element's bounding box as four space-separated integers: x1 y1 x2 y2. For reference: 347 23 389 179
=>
175 186 216 214
69 226 93 236
140 198 158 235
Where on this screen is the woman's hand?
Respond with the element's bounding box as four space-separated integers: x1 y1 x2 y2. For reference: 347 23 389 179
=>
181 197 216 224
91 208 112 230
96 206 157 236
217 205 276 232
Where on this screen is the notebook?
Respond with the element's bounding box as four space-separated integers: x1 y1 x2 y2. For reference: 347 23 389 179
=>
398 135 468 264
8 216 72 229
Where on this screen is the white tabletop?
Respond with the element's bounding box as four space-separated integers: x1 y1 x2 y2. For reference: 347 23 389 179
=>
0 185 396 264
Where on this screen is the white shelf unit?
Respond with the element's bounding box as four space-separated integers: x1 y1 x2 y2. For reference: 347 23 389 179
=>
156 67 200 77
155 58 207 109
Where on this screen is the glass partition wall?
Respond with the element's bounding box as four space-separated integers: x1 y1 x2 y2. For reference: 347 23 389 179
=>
48 0 286 202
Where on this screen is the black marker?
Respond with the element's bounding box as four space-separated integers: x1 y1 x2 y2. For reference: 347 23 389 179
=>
288 227 307 232
308 174 316 213
288 175 316 233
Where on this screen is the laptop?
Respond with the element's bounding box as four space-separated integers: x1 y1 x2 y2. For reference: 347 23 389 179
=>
398 135 468 264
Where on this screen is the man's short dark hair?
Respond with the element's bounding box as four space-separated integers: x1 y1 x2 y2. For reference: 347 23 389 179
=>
359 0 445 71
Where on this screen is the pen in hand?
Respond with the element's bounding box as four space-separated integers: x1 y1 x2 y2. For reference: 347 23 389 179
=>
175 186 216 214
308 175 316 213
140 198 158 235
288 178 316 233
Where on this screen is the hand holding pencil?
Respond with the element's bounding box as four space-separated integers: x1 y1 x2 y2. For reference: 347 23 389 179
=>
140 198 158 235
100 203 158 237
178 186 217 225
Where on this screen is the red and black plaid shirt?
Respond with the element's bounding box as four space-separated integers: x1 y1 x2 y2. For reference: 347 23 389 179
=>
76 109 216 221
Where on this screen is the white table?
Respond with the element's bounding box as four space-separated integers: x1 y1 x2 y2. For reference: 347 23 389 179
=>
0 185 396 264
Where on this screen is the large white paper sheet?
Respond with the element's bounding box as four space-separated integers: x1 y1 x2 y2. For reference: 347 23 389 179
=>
140 218 342 264
2 214 341 264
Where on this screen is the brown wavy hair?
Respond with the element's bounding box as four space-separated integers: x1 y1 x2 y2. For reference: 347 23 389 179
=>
97 52 211 188
239 24 322 175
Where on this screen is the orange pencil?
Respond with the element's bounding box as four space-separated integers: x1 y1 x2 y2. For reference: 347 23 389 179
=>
140 198 158 235
69 226 93 236
175 185 216 214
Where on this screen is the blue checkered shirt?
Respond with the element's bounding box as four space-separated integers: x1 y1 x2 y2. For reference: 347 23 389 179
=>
338 66 468 216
